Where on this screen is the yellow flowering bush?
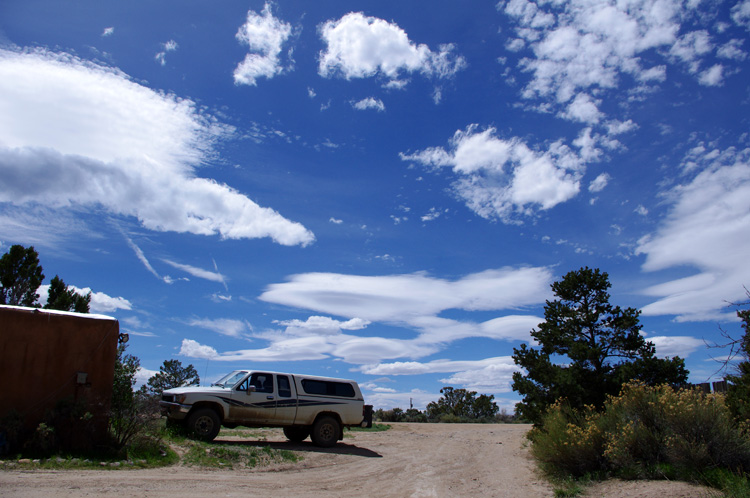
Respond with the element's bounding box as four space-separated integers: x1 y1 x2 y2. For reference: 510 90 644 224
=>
529 400 606 477
531 381 750 479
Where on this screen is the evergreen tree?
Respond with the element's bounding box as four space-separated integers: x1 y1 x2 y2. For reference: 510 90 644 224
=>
146 359 200 394
0 245 44 306
44 275 91 313
512 267 688 424
725 298 750 422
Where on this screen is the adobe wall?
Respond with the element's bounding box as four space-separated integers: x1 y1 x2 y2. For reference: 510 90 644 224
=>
0 305 119 444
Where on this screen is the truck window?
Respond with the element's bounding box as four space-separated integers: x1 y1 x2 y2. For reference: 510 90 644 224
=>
249 373 274 393
277 375 292 397
301 379 355 398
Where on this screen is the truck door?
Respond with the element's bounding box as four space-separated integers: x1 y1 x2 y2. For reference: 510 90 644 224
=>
229 372 276 424
274 374 297 424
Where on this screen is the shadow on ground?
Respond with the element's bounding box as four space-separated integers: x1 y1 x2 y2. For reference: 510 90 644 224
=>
214 438 382 458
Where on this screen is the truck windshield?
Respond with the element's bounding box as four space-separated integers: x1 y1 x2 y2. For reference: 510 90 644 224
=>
212 370 248 388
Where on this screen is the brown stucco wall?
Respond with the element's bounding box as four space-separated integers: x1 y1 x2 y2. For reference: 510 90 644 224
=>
0 305 119 444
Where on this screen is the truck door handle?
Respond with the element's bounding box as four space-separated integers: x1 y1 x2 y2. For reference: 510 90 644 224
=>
266 396 274 400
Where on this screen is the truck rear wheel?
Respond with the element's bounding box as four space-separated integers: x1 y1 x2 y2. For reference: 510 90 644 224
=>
187 408 220 441
283 426 310 443
310 415 340 448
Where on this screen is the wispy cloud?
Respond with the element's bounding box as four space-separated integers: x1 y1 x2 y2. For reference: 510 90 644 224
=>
155 39 178 66
162 258 228 291
637 146 750 321
188 317 252 338
120 230 172 284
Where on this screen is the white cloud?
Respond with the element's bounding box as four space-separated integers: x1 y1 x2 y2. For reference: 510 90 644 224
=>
0 48 314 247
732 0 750 30
259 266 552 323
273 315 370 336
637 147 750 321
188 317 252 338
561 93 603 124
588 173 610 193
361 356 520 393
606 119 638 136
233 3 293 86
135 366 159 388
648 335 705 358
179 339 219 360
188 313 532 366
102 27 114 37
182 335 333 362
180 267 548 366
698 64 724 86
400 125 582 223
717 39 747 61
74 287 132 313
501 0 717 120
362 388 437 411
318 12 466 83
329 217 343 224
669 30 713 73
504 0 682 101
352 97 385 112
421 208 442 222
36 284 132 313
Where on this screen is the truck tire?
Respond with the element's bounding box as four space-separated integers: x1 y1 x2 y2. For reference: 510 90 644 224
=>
187 408 221 441
283 426 310 443
310 415 340 448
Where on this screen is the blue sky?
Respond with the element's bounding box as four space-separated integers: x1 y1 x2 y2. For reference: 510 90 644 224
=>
1 0 750 411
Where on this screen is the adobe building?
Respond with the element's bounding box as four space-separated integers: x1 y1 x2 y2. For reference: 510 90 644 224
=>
0 305 120 447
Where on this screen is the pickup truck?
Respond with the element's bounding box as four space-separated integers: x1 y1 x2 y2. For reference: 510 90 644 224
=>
159 370 373 447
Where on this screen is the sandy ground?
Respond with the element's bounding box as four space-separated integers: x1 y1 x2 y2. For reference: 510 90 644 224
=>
0 423 720 497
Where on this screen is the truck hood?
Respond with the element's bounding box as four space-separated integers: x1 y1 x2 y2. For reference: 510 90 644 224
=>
163 386 229 396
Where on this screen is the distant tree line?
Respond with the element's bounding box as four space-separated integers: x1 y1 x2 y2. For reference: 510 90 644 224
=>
375 387 513 424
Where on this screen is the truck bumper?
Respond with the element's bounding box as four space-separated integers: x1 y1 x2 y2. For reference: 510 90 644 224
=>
159 401 191 420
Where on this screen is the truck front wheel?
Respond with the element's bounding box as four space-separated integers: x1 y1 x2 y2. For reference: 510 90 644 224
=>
283 426 310 443
187 408 221 441
310 416 340 447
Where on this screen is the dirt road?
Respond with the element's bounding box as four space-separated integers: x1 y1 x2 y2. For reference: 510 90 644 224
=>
0 423 717 497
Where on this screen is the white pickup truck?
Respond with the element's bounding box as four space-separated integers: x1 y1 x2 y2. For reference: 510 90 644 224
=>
159 370 373 447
